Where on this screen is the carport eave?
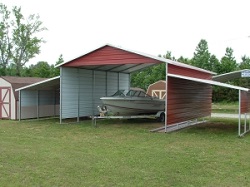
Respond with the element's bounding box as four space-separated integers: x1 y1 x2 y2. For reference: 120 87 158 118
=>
169 73 249 91
15 76 60 92
66 62 163 74
212 69 250 82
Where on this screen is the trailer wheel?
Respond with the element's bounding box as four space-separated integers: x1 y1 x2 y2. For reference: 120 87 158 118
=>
158 112 165 123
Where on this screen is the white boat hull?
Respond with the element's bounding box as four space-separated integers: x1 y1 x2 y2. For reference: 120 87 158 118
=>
100 97 165 115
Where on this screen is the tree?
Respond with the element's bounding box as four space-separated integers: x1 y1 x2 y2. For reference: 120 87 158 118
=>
219 47 237 74
131 52 173 90
177 56 190 64
209 54 220 73
11 6 47 76
50 54 63 77
213 48 238 102
30 61 51 78
0 3 47 76
239 55 250 70
237 55 250 88
191 39 211 70
0 4 11 75
163 51 176 61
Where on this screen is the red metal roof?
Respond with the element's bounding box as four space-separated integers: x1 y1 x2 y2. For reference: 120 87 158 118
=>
60 45 161 73
57 44 215 75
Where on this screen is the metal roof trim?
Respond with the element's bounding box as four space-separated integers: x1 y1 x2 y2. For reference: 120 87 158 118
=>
15 76 60 92
168 73 249 91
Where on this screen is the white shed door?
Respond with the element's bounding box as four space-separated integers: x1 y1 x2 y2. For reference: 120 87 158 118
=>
0 87 11 119
152 90 166 99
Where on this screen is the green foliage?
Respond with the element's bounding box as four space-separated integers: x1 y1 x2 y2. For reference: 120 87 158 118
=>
131 38 250 102
131 51 171 90
0 3 11 75
51 54 64 77
209 54 220 73
239 55 250 70
0 3 47 76
1 5 249 104
191 39 211 71
177 56 191 64
30 61 51 77
219 47 237 74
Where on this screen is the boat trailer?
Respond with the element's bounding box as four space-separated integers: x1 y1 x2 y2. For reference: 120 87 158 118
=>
92 111 165 127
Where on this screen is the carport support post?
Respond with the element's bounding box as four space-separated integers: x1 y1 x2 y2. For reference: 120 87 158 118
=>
60 67 62 124
37 90 39 119
238 90 241 136
77 69 80 122
19 91 21 121
165 62 168 133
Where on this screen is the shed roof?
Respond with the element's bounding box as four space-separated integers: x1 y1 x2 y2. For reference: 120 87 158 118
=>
212 69 250 83
1 76 48 100
147 80 166 87
56 44 216 75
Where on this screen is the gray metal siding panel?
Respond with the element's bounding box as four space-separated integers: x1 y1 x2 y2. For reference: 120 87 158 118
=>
19 90 37 119
61 68 79 119
79 69 93 116
21 90 37 107
119 73 130 91
20 89 60 119
39 90 55 105
61 68 130 119
107 72 118 95
93 71 107 114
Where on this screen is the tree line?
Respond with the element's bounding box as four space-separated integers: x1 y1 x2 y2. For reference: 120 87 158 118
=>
1 3 249 102
131 39 250 102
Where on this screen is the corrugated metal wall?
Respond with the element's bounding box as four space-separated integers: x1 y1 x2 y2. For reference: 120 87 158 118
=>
168 64 212 79
61 67 129 119
167 77 212 125
240 91 250 114
19 90 59 119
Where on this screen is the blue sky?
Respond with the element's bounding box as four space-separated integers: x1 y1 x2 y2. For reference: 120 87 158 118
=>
2 0 250 65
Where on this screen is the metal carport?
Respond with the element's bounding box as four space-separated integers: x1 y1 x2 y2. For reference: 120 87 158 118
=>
168 73 250 136
16 44 250 136
16 76 60 120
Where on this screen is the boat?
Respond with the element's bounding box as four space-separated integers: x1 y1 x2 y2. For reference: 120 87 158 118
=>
98 89 165 116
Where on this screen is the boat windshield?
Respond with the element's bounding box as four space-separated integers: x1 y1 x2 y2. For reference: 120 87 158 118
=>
126 90 151 97
111 90 125 96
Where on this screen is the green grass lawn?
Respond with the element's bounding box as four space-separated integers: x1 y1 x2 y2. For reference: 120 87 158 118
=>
212 102 239 114
0 118 250 186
